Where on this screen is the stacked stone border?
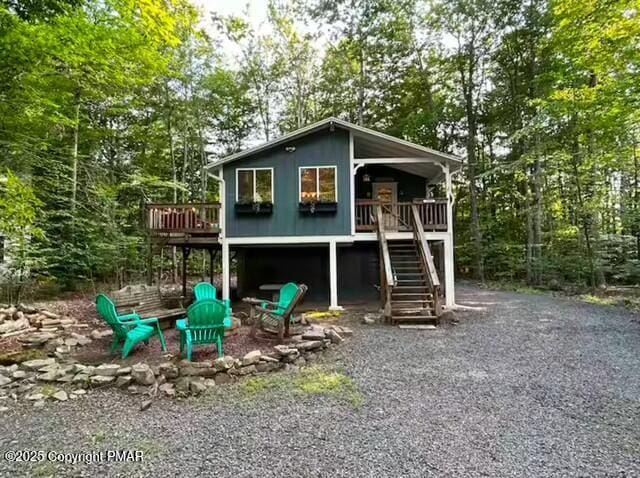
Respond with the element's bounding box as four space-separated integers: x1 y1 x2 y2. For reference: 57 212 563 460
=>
0 324 352 409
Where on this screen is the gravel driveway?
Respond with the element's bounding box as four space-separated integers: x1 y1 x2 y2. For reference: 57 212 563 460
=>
1 284 639 477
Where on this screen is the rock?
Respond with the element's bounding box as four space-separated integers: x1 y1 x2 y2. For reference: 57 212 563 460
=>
204 379 216 388
38 370 61 382
241 350 262 366
18 303 38 314
0 406 8 413
71 389 86 395
73 364 88 374
0 317 30 334
175 377 191 393
237 365 257 376
116 367 131 376
89 375 115 386
362 316 376 325
21 358 55 371
325 328 343 344
294 340 323 351
180 361 216 378
305 352 317 361
256 362 280 373
213 356 234 371
127 385 140 394
158 362 179 379
131 363 155 386
159 383 175 397
41 310 60 320
90 329 112 340
12 370 27 380
56 374 74 383
94 364 121 377
53 390 68 401
64 338 79 347
72 373 89 384
189 379 207 395
0 376 12 387
140 399 152 411
294 357 307 366
33 400 45 408
259 355 279 363
302 327 326 341
115 375 132 388
26 393 44 401
281 352 300 363
214 373 232 385
273 345 297 357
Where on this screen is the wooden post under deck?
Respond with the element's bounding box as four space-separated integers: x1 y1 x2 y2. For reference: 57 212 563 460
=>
182 246 191 299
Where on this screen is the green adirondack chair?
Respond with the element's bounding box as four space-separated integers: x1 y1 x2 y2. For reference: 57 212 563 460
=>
95 294 167 358
193 282 232 317
194 282 217 301
252 283 307 340
176 299 231 360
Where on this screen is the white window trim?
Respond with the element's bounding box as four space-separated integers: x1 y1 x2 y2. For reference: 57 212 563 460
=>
298 165 338 203
235 167 274 203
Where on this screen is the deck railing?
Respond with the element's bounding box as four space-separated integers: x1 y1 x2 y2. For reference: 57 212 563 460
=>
355 199 448 232
146 203 221 234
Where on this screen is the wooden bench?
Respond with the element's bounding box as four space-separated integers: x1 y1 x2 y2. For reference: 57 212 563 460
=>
110 284 185 330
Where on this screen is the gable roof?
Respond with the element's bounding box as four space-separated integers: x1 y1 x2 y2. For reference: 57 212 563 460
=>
206 117 462 169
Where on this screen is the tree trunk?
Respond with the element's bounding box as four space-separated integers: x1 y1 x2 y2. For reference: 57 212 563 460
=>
71 93 81 216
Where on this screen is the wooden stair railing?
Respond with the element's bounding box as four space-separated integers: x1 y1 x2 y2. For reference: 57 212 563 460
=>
410 204 443 318
375 204 396 320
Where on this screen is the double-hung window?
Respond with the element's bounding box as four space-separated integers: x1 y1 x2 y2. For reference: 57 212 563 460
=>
299 166 337 203
236 168 273 203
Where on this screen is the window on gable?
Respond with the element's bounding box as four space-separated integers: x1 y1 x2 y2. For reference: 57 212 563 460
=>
300 166 337 203
237 168 273 203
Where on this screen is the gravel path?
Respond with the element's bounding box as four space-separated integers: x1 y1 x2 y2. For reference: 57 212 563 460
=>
1 284 639 477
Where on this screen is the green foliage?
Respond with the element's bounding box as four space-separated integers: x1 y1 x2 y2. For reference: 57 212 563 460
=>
0 170 45 301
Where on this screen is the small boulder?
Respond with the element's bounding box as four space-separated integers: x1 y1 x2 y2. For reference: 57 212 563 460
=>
159 383 175 397
115 375 132 388
53 390 68 401
89 375 115 386
241 350 262 366
94 364 121 377
213 356 234 371
158 362 179 379
189 379 207 395
21 358 55 371
116 366 131 376
140 399 152 411
237 365 257 376
294 340 323 351
0 376 12 387
131 363 155 386
302 327 326 341
325 328 343 344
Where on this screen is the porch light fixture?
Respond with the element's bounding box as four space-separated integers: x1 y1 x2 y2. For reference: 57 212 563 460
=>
285 146 296 153
362 173 371 183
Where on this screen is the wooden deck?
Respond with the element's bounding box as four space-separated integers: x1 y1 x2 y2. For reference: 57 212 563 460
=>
146 203 221 245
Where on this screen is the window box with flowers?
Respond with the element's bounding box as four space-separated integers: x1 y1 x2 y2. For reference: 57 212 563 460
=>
298 166 338 214
235 168 274 215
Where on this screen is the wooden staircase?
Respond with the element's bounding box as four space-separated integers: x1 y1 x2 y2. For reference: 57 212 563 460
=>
388 240 437 323
374 203 443 325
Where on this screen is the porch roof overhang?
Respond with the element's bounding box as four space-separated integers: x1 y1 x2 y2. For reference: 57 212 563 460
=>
206 117 462 179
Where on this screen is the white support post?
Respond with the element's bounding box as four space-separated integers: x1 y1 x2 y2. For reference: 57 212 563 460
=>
444 235 455 307
444 166 455 307
349 132 355 236
328 239 342 311
222 239 230 302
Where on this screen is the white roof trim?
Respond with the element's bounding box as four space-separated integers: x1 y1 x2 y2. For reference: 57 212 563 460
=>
206 117 461 169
